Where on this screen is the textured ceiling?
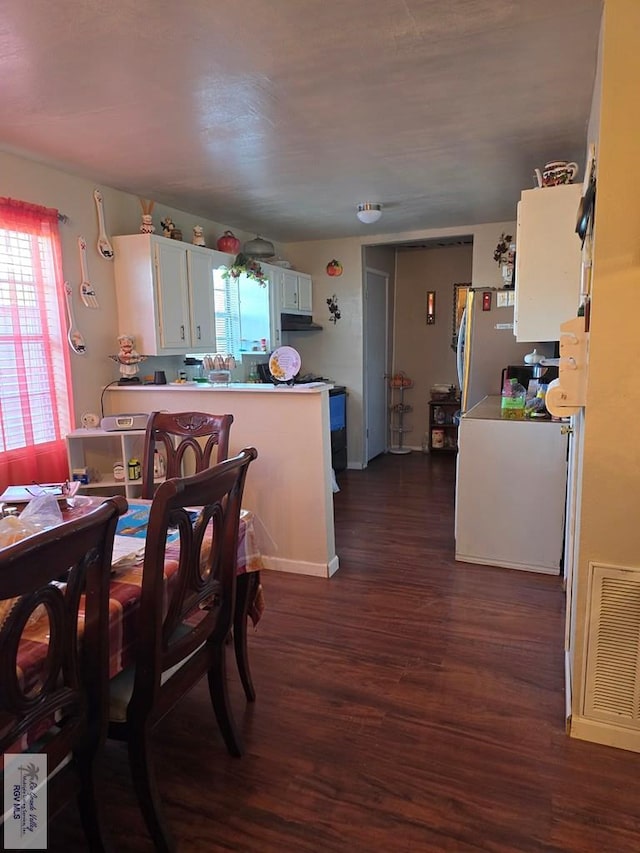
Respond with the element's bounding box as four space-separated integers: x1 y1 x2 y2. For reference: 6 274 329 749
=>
0 0 602 241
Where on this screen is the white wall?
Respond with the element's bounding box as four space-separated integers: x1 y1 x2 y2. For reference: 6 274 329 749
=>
285 220 515 465
0 149 282 423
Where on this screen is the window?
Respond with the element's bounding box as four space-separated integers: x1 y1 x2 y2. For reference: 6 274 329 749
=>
212 268 271 360
213 268 241 358
0 198 73 488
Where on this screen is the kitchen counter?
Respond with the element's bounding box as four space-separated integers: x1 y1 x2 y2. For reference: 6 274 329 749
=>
122 381 333 393
464 394 564 423
105 383 338 578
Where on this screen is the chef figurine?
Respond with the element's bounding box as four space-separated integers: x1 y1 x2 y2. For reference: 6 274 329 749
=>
111 334 146 383
192 225 206 246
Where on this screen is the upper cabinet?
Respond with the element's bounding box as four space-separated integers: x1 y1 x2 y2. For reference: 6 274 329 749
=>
278 269 313 315
113 235 231 355
514 184 582 342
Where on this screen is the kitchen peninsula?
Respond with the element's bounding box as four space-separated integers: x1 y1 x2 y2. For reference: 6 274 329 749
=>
105 382 338 577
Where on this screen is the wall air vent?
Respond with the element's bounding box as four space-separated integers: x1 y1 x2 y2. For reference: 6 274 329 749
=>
583 563 640 726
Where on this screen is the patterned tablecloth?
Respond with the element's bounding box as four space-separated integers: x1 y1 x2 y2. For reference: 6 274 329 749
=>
105 505 264 677
11 500 264 729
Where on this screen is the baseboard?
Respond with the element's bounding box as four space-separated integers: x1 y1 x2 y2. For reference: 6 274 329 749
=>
569 714 640 754
454 552 559 575
261 554 340 578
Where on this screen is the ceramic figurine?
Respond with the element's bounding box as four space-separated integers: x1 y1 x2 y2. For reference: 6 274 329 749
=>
140 214 155 234
139 198 155 233
111 334 147 382
161 217 174 238
192 225 205 246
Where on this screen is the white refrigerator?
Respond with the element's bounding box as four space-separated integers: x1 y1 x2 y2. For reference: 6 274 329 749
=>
456 288 554 413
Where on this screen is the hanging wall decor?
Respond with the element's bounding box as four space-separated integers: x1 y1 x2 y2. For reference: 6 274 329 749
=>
426 291 436 324
326 259 343 276
327 294 341 323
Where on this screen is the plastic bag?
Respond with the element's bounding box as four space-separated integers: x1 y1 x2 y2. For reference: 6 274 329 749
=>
19 493 64 531
0 514 41 548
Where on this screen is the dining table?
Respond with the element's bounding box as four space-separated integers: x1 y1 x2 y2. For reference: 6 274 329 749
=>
10 495 265 753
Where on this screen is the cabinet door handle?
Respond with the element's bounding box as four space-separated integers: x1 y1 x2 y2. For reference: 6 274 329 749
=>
196 325 201 340
180 325 185 340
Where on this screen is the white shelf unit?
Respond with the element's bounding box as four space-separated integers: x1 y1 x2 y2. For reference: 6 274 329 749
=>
66 428 149 499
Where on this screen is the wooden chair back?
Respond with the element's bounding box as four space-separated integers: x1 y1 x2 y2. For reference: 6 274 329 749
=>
0 495 127 848
141 411 234 499
129 447 257 722
108 449 257 850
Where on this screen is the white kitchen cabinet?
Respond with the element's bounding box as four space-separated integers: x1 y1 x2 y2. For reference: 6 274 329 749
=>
113 235 227 355
66 428 148 499
514 184 582 342
279 269 313 314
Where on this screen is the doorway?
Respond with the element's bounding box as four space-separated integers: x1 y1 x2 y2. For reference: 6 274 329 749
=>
364 268 389 462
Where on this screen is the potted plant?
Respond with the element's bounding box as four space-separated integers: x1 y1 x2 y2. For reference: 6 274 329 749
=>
493 233 515 286
220 253 267 286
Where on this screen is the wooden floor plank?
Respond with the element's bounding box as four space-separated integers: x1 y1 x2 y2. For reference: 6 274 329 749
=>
48 453 640 852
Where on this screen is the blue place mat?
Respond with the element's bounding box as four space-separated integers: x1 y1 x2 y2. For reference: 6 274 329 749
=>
116 503 198 541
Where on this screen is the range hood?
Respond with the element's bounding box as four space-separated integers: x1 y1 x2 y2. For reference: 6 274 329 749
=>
281 312 323 331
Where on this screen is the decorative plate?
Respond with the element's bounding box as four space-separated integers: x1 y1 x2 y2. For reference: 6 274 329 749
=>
268 346 301 382
81 411 100 428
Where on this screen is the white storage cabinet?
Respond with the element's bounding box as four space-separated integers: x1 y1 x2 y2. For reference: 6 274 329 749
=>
113 235 229 355
67 428 148 499
455 397 568 574
279 269 313 314
514 184 582 342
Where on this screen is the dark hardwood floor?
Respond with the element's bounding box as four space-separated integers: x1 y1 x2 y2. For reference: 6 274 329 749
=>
49 453 640 852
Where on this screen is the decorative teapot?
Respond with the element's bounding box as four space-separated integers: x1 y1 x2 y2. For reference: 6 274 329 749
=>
534 161 579 188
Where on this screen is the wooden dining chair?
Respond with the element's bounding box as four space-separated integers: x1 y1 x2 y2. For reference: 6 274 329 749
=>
107 447 257 853
141 410 234 499
0 495 127 852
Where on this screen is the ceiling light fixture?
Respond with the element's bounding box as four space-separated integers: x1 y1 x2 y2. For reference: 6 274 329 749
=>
356 203 382 225
243 235 275 258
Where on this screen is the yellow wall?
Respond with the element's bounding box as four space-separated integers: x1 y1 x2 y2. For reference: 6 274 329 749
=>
573 0 640 703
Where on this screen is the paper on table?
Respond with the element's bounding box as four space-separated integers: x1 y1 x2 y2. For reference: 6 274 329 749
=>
111 535 145 566
0 481 81 503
